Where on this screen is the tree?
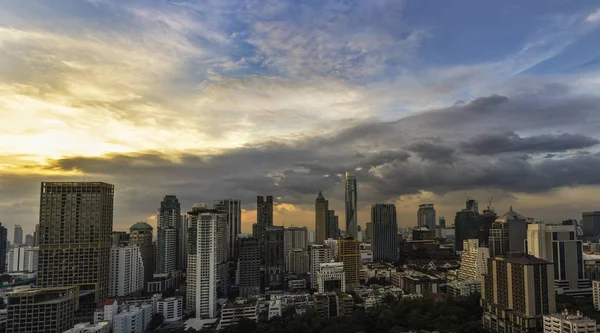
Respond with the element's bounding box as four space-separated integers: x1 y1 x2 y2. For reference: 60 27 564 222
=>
148 313 165 330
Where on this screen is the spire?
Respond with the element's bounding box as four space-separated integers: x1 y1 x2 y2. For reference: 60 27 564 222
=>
316 190 325 200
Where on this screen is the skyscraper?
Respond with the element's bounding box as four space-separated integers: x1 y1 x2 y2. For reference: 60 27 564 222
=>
315 191 329 244
438 217 446 229
237 237 261 297
14 224 23 246
109 245 144 297
37 182 114 302
0 223 6 274
25 234 34 247
284 226 308 257
214 199 241 261
481 253 556 332
345 172 358 239
265 226 285 289
583 211 600 239
372 204 398 262
33 223 39 247
494 206 528 253
417 204 436 230
156 195 182 274
309 244 332 289
338 238 360 288
186 205 218 319
454 200 481 252
254 195 274 262
129 222 155 284
326 210 339 239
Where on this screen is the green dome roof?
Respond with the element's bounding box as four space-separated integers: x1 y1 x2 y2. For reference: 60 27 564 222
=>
130 222 153 230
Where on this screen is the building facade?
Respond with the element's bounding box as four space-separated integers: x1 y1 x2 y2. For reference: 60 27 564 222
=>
265 226 285 289
543 310 596 333
156 297 183 322
417 204 436 230
481 253 556 333
0 223 6 273
457 239 489 281
583 211 600 239
237 237 261 297
345 172 358 239
7 246 38 272
326 210 339 239
287 248 309 274
315 191 329 245
37 182 114 302
372 204 398 262
214 199 241 261
310 244 332 289
284 226 308 258
14 224 23 246
156 195 182 274
129 222 154 284
317 262 346 293
338 238 360 289
109 245 144 297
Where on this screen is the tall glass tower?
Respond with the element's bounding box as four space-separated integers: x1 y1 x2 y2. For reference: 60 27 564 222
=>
345 172 358 239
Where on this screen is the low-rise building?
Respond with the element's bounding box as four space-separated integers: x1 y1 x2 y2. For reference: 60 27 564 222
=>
146 271 181 294
543 310 596 333
313 292 354 318
593 280 600 310
219 299 258 330
93 298 118 324
113 304 153 333
268 299 282 320
287 278 307 291
317 262 346 293
446 280 481 297
156 296 183 322
64 322 111 333
399 271 442 295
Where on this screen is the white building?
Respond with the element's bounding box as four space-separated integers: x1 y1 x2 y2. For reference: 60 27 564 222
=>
110 245 144 297
64 322 111 333
593 280 600 310
156 297 183 322
268 299 282 320
457 239 489 281
7 246 38 272
94 299 119 324
324 239 339 258
219 299 258 330
527 223 590 295
543 310 596 333
187 205 218 319
317 262 346 293
446 280 482 297
113 307 144 333
310 244 332 289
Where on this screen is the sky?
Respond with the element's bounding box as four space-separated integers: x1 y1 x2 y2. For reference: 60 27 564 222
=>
2 0 600 239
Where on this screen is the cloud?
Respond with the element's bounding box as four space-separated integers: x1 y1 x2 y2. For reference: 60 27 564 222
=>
586 9 600 22
461 132 599 155
406 140 456 163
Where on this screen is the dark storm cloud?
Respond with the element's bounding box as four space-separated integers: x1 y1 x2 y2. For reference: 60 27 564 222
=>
460 132 599 155
406 141 455 163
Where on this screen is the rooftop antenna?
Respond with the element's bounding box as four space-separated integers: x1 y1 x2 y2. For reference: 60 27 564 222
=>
487 196 494 212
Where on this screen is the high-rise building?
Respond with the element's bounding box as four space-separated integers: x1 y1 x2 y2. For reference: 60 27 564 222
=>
315 191 329 245
109 245 144 297
237 237 261 297
129 222 154 284
365 222 373 241
112 231 130 247
215 211 230 296
25 234 34 247
284 226 308 257
457 239 488 281
494 206 528 253
527 222 589 295
14 224 23 246
37 182 114 302
286 248 309 274
186 205 218 319
345 172 358 239
543 310 597 333
317 262 346 293
8 246 38 272
326 210 339 239
338 238 360 288
481 253 556 333
489 221 510 257
417 204 436 230
454 200 481 252
156 195 182 274
265 226 285 289
33 223 39 246
583 211 600 239
214 199 241 261
310 244 332 289
324 238 339 258
0 223 7 274
438 217 446 229
372 204 398 262
6 286 78 333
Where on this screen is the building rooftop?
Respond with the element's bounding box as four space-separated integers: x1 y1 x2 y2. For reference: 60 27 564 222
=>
503 252 549 265
496 206 526 222
130 222 153 230
224 299 257 309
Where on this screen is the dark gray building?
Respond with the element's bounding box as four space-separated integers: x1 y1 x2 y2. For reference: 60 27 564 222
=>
13 224 23 246
326 210 339 239
345 172 358 239
156 195 183 273
372 204 398 262
583 211 600 239
0 223 6 274
214 199 241 261
265 226 285 289
237 237 261 297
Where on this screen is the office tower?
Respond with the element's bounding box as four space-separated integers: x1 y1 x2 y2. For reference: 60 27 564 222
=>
438 217 446 229
481 253 556 332
457 239 488 281
33 223 39 246
326 210 339 240
315 191 329 245
365 222 373 241
454 200 482 252
215 212 230 296
112 231 130 247
186 205 218 319
478 208 497 247
527 222 589 295
317 262 346 293
265 226 285 289
129 222 155 284
310 244 332 289
494 206 528 253
237 237 261 297
37 182 114 302
25 234 34 247
345 172 358 239
8 246 38 272
489 221 510 257
109 245 144 297
156 195 182 273
372 204 398 262
6 286 78 333
308 230 316 244
214 199 241 261
417 204 436 230
0 223 6 274
13 224 23 246
286 248 309 274
338 238 360 288
284 226 308 257
583 211 600 239
543 310 596 333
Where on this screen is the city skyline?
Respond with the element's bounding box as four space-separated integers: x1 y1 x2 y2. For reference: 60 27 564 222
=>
3 0 600 234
